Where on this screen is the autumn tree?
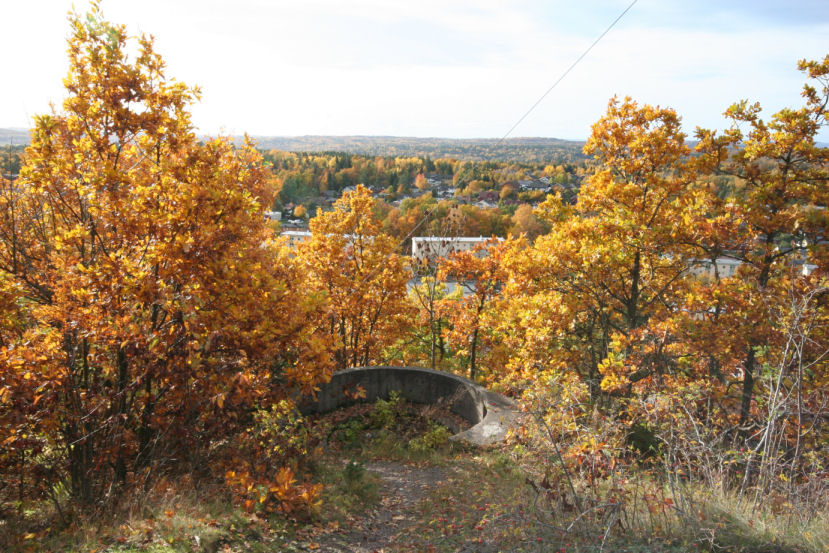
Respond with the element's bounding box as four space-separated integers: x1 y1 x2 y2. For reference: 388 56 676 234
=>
414 172 429 191
0 5 329 508
403 276 453 370
494 60 827 504
439 239 509 381
499 98 695 399
297 185 412 370
403 212 468 370
687 56 829 430
509 203 547 240
499 184 515 201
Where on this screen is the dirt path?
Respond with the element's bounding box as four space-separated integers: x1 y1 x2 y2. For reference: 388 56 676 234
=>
317 461 448 553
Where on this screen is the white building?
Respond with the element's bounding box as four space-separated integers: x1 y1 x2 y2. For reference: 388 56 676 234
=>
688 257 742 280
794 261 818 276
280 230 312 249
411 236 502 264
279 231 376 251
689 256 818 280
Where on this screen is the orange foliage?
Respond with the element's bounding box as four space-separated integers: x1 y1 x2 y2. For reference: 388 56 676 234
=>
493 61 828 494
296 185 412 370
0 5 330 507
438 239 510 382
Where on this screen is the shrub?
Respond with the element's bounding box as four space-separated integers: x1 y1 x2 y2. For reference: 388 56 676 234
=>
223 401 322 517
370 391 405 430
408 423 452 453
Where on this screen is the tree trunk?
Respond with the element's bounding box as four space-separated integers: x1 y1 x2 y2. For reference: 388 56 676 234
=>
114 346 129 485
739 346 756 429
469 327 479 381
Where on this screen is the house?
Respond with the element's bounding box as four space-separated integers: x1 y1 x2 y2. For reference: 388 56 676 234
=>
518 179 549 191
793 260 818 276
279 230 375 251
478 190 499 203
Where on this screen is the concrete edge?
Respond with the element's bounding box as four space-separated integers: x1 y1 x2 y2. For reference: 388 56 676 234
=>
299 365 521 446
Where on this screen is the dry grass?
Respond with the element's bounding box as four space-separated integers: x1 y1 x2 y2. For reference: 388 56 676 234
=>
396 444 829 553
0 477 296 553
4 400 825 553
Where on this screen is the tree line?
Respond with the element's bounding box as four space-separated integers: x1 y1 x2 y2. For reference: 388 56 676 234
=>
266 149 582 215
252 135 589 163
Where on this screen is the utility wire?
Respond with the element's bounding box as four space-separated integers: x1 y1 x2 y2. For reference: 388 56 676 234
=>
500 0 638 142
330 1 639 289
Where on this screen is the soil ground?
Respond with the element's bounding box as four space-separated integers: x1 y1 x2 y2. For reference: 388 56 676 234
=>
316 461 449 553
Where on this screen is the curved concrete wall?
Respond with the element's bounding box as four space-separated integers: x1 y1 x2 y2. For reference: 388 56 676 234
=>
299 365 520 446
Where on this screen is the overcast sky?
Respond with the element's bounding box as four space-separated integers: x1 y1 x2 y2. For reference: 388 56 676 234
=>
2 0 828 140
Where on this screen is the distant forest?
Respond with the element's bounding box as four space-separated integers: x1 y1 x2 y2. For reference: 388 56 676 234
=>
244 136 588 163
0 129 29 148
1 129 587 164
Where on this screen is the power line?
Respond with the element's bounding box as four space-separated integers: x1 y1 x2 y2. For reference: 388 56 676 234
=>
500 0 638 142
324 1 639 288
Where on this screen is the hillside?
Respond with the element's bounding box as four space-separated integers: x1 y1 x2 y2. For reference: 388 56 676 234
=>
0 128 29 145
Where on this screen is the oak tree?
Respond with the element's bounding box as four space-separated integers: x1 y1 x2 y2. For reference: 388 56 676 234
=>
0 4 329 507
296 185 412 370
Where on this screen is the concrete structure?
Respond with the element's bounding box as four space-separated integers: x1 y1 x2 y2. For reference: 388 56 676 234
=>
281 219 309 231
518 179 549 191
411 236 503 264
299 366 521 446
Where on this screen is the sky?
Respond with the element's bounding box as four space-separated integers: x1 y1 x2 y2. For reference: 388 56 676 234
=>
2 0 828 140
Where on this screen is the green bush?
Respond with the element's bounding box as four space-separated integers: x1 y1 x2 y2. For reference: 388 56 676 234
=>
408 422 451 453
626 422 661 458
343 460 366 487
370 391 405 430
332 418 369 447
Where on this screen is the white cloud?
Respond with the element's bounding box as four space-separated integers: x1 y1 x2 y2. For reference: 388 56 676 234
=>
2 0 827 140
